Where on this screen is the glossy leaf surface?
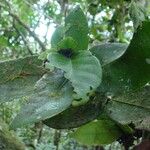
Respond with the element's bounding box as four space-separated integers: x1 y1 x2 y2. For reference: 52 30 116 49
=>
90 43 128 66
11 70 73 129
43 94 103 129
98 22 150 94
47 51 102 101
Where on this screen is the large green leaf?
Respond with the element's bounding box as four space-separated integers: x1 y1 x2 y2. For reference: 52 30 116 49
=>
65 6 89 51
71 119 122 145
90 43 128 66
105 85 150 130
47 51 102 103
0 56 46 103
43 94 103 129
10 70 73 129
91 23 150 130
98 21 150 94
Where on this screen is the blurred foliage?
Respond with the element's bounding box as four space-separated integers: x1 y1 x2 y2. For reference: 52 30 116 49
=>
0 0 150 149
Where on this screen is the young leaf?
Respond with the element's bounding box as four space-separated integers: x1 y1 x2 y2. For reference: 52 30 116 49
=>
51 25 64 48
47 51 102 103
10 70 73 129
57 37 78 52
65 6 89 50
71 119 122 145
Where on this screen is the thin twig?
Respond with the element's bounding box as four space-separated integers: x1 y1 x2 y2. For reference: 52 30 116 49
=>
0 2 46 51
10 13 46 51
13 21 33 55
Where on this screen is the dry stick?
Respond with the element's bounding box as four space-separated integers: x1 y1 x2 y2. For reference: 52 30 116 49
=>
53 130 61 150
36 122 44 143
37 127 43 143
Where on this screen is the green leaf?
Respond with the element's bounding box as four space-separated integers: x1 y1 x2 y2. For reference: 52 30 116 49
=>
97 22 150 130
105 85 150 130
0 56 46 103
71 119 122 145
10 70 73 129
57 37 78 52
51 26 64 48
90 43 128 66
47 51 102 103
65 6 89 50
43 94 103 129
0 37 8 48
98 21 150 94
